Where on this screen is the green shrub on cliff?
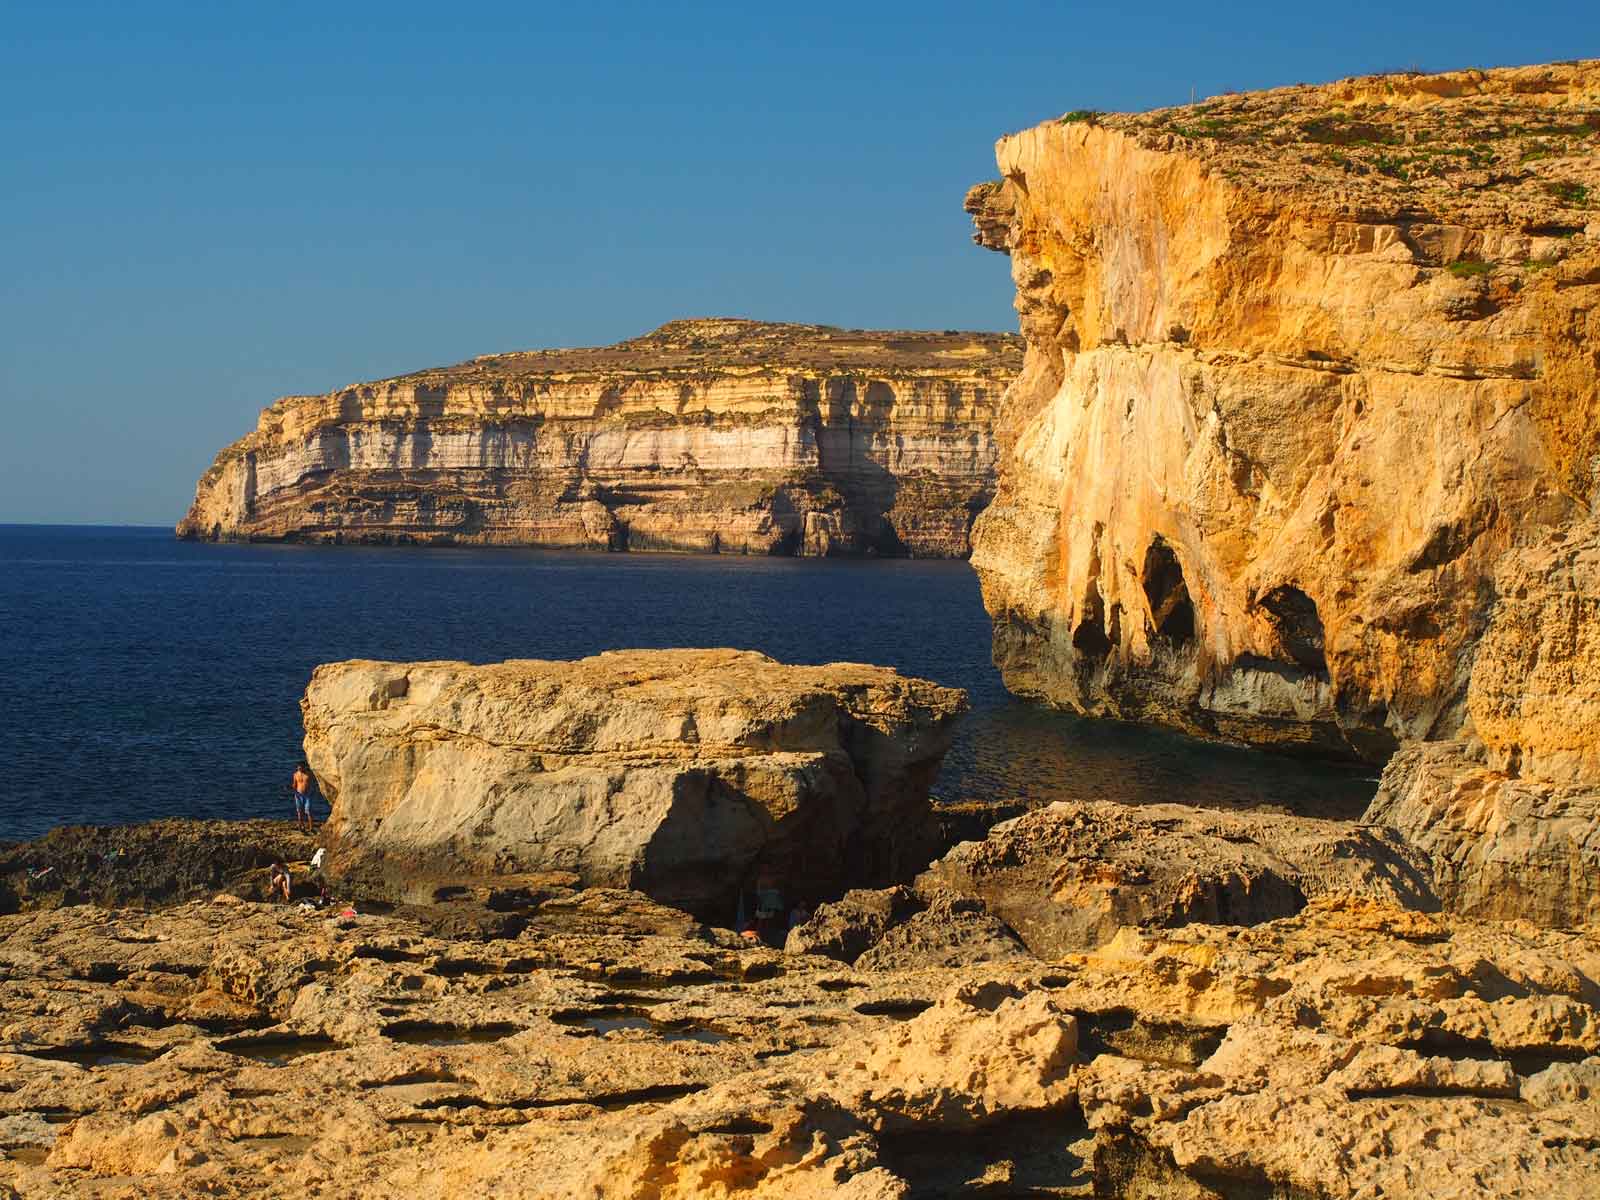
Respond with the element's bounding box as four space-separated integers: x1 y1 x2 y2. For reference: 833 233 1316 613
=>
1544 179 1591 206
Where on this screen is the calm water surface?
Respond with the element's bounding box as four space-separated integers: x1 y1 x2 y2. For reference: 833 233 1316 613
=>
0 526 1376 841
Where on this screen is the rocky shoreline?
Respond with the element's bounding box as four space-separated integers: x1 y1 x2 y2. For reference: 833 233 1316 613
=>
3 813 1597 1198
4 665 1598 1199
7 56 1599 1200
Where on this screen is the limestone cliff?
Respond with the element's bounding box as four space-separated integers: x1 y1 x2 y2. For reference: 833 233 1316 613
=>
966 61 1600 759
178 319 1021 556
1366 517 1600 926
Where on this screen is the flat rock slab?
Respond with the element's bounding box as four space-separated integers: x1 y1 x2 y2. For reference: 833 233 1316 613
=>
304 649 966 916
0 819 317 914
2 893 1596 1198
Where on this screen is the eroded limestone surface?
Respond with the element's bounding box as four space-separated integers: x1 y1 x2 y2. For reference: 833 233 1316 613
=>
178 319 1022 557
1366 518 1600 927
965 61 1600 760
916 800 1438 958
1 892 1595 1198
303 650 967 916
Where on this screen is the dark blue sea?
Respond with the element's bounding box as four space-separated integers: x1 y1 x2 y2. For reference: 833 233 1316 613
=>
0 525 1377 842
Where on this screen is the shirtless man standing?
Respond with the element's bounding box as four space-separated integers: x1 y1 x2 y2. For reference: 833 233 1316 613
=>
291 761 316 830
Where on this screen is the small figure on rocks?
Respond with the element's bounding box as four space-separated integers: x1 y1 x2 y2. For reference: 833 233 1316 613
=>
269 862 292 903
291 761 318 830
753 867 787 947
309 847 329 907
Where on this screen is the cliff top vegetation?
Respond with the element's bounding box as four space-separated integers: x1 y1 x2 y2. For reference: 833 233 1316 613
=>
414 319 1024 386
1055 60 1600 230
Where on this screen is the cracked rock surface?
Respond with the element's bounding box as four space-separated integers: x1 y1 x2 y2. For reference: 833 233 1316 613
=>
2 888 1596 1198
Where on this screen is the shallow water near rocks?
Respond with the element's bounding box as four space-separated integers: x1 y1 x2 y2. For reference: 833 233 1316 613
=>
0 525 1376 842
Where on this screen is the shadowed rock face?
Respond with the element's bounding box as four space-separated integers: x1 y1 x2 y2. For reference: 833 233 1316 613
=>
1367 518 1600 927
177 318 1022 557
0 820 316 914
965 61 1600 760
301 649 967 916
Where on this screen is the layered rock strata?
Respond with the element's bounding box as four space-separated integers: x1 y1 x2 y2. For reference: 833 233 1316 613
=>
966 61 1600 759
178 319 1022 556
301 649 966 916
2 887 1596 1198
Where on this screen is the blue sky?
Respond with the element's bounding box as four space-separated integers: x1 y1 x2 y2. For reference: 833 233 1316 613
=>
3 2 1594 524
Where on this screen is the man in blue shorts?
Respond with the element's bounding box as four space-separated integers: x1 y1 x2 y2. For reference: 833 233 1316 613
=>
291 761 317 830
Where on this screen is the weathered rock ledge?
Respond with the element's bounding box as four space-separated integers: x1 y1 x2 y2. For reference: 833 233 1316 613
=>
303 649 967 918
178 318 1022 557
2 884 1595 1198
966 60 1600 759
1366 517 1600 927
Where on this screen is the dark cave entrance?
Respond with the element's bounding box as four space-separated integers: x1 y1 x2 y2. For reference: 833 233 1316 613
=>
1142 537 1195 646
1258 585 1327 675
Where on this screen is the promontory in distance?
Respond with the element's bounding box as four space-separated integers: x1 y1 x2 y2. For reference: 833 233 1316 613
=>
177 318 1023 557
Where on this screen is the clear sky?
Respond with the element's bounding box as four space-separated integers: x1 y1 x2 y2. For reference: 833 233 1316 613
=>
3 2 1594 524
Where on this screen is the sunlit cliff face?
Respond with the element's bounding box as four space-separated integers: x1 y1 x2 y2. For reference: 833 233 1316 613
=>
966 61 1600 760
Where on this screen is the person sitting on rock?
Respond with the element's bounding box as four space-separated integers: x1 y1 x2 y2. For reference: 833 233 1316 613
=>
291 761 318 830
753 869 786 947
269 862 292 903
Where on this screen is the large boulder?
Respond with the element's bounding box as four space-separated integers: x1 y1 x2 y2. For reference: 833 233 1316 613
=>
783 885 1027 970
784 886 923 963
1366 520 1600 926
853 901 1029 972
302 649 966 916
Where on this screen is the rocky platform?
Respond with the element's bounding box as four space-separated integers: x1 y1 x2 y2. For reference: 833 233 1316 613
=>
177 319 1022 557
303 649 967 918
0 821 317 915
1 885 1596 1199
